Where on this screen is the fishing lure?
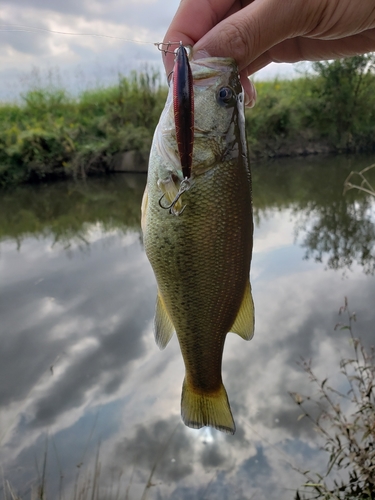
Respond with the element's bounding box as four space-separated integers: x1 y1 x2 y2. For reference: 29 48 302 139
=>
158 42 194 215
173 42 194 181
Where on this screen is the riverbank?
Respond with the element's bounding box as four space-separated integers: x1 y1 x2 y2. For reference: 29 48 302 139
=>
2 59 375 187
0 71 165 187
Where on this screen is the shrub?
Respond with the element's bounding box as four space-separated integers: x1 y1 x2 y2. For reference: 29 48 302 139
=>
292 298 375 499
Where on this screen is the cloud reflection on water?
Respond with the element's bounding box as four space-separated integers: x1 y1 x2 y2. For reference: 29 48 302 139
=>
0 163 374 499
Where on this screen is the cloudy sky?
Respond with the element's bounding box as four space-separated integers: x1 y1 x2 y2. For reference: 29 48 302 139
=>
0 0 300 100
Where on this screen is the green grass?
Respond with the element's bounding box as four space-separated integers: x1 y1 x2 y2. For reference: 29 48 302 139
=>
3 57 375 187
0 70 166 187
247 73 375 158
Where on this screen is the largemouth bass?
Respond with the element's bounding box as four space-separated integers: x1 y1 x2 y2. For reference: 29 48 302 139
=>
141 55 254 434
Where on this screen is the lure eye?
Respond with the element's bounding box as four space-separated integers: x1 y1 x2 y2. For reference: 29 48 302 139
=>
218 86 235 105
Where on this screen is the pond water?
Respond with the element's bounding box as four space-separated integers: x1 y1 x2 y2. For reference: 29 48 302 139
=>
0 155 374 500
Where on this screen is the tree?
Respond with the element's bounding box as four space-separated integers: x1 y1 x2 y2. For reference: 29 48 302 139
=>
311 55 375 150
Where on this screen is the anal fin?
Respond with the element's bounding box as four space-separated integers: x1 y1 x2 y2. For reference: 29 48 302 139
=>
154 292 175 350
230 281 255 340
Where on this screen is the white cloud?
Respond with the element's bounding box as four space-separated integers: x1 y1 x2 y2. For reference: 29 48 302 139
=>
0 0 301 100
253 207 296 254
0 0 172 99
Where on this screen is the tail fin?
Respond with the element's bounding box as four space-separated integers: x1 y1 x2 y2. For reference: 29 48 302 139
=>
181 379 235 434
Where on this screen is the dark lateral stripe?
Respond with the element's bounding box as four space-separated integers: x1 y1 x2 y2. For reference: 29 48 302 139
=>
173 44 194 180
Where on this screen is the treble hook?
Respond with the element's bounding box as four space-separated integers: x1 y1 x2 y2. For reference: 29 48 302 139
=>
154 41 181 56
155 42 184 86
158 178 191 216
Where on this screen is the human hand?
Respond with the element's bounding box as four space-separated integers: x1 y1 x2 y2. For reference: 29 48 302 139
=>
163 0 375 106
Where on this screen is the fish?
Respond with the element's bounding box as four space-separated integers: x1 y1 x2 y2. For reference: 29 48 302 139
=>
141 52 254 434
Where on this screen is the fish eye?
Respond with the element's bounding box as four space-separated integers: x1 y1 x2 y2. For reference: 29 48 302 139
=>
217 87 235 106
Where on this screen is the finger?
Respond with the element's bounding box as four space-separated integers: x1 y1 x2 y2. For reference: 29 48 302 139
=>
162 0 238 75
246 31 375 74
193 0 322 72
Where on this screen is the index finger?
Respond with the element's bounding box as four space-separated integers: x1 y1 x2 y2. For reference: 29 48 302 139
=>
162 0 238 74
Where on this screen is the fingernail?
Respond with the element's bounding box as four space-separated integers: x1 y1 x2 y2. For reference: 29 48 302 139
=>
245 92 256 108
246 82 257 108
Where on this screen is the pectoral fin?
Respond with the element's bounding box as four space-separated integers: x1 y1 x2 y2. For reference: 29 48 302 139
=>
230 281 255 340
154 292 175 349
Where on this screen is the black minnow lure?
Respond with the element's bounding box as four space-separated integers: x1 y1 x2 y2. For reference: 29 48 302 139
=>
173 42 194 180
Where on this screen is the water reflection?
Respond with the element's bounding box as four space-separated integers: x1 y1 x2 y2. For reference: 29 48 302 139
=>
0 158 374 500
252 154 375 275
0 175 144 249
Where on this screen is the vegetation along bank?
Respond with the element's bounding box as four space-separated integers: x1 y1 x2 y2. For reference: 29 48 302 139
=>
1 55 375 187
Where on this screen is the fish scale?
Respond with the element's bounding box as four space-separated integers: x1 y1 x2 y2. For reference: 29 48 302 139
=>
142 56 254 434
